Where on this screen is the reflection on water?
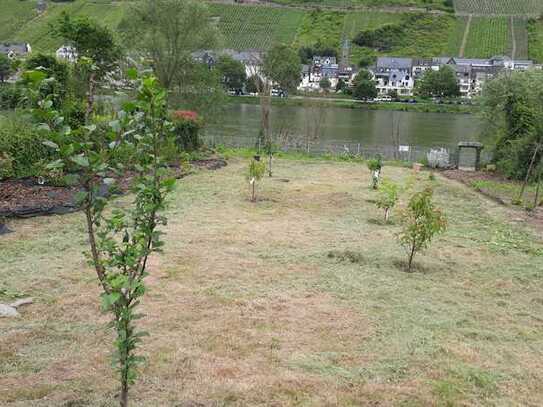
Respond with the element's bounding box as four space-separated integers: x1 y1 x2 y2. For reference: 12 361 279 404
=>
207 103 484 150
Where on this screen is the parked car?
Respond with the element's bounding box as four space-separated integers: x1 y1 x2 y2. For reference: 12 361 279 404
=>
375 95 392 102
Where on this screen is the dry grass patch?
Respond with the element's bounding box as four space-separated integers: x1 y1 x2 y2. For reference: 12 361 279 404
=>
1 158 543 405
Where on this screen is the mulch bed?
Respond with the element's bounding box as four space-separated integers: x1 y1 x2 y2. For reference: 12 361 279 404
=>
0 158 227 220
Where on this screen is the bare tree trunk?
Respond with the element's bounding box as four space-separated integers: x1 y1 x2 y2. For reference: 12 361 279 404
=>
517 142 541 204
85 72 96 124
120 381 128 407
534 161 542 209
384 208 389 222
252 181 256 202
268 153 272 177
407 242 416 272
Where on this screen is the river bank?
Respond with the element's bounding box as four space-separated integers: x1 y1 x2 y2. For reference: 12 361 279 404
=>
227 95 477 114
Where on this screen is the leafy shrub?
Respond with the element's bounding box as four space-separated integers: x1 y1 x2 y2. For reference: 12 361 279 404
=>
172 110 202 152
367 156 383 189
375 179 399 222
354 23 405 51
246 158 266 202
0 152 14 179
0 116 55 179
0 84 25 109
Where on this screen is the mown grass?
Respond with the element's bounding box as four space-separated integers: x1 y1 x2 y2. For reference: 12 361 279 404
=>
1 158 543 405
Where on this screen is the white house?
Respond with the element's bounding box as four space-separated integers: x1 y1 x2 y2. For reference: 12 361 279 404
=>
371 57 415 96
0 43 31 59
56 46 78 63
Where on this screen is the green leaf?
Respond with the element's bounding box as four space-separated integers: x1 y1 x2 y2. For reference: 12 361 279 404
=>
109 120 121 132
46 160 64 170
70 155 90 168
74 191 88 206
42 140 59 150
126 68 138 80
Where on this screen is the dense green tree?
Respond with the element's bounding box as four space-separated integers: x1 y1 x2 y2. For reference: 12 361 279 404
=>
415 65 460 98
319 77 331 93
298 45 337 64
358 55 375 68
25 53 69 85
481 70 543 183
336 78 347 93
0 54 12 83
216 55 246 91
123 0 218 89
263 44 301 92
353 69 377 100
122 0 223 117
246 75 262 94
51 12 119 76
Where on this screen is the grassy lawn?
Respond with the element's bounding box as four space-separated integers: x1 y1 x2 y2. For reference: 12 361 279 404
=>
1 158 543 405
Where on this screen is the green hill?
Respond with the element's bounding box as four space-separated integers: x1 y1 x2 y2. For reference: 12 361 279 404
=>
0 0 541 62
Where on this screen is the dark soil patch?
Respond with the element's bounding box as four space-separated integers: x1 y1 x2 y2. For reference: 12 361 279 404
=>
0 158 227 220
191 158 227 171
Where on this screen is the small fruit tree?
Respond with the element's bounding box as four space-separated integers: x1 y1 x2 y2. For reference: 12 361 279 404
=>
247 157 266 202
375 179 399 222
41 73 176 407
367 156 383 189
397 188 447 272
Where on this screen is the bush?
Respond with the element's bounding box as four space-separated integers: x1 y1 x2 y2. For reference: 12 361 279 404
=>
0 116 56 179
367 156 383 189
172 110 202 152
246 157 266 202
375 179 399 222
0 84 25 109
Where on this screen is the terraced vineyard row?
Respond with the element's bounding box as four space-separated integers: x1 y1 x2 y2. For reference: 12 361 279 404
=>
454 0 543 16
208 4 303 50
511 17 529 59
462 17 510 58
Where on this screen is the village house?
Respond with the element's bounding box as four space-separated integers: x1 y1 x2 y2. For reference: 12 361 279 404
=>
298 55 357 91
367 55 538 99
0 43 31 59
447 56 534 97
371 57 415 96
192 48 264 79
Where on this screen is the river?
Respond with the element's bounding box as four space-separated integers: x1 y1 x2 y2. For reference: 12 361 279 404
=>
206 103 484 157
